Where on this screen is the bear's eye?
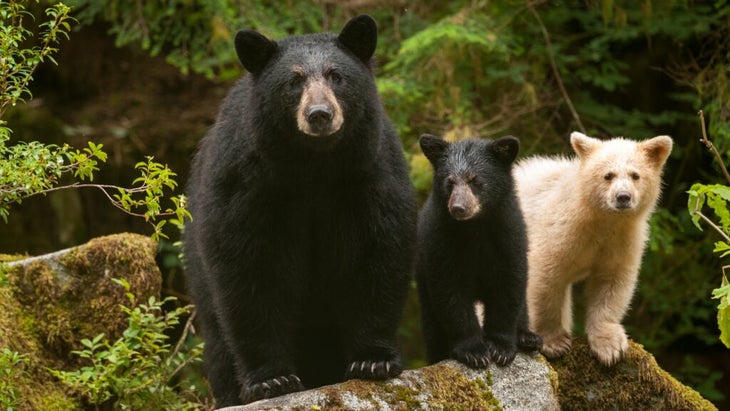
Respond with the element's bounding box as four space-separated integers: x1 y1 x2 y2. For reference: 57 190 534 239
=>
289 72 306 87
604 172 615 181
631 172 640 181
327 70 343 85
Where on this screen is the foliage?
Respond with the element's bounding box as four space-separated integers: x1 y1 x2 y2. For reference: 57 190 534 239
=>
0 0 191 240
687 113 730 349
49 278 205 410
0 348 28 411
65 0 323 79
0 0 73 119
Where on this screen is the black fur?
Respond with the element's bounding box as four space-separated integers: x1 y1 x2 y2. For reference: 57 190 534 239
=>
183 15 416 406
416 135 542 369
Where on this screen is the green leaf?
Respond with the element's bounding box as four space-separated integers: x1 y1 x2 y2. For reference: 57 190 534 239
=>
713 275 730 348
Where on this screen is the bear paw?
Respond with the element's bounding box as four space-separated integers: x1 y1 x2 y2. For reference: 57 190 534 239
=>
517 330 543 352
485 340 517 366
240 374 304 404
540 331 572 359
345 359 402 380
451 339 490 369
587 323 629 366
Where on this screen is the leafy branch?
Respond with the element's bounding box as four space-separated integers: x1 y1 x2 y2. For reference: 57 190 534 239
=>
0 1 190 240
687 110 730 348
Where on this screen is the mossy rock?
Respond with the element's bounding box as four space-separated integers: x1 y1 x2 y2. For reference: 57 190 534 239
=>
0 233 161 411
220 354 559 411
551 336 717 411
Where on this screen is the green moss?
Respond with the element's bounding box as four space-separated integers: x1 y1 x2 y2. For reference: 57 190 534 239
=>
417 363 502 410
0 233 161 411
551 336 717 411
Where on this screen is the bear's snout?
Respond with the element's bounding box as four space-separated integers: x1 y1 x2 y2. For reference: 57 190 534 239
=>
448 184 481 221
615 191 633 209
306 104 334 133
296 78 344 137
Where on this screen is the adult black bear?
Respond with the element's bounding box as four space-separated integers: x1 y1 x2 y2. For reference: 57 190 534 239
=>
416 135 541 369
183 15 417 406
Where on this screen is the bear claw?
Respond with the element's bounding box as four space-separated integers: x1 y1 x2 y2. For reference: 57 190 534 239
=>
345 359 401 380
241 374 304 404
485 341 517 366
517 330 544 352
452 339 491 369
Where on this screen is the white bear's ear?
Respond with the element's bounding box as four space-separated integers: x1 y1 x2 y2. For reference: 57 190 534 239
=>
419 134 449 165
641 135 673 167
235 30 278 76
570 131 601 159
490 135 520 165
338 15 377 65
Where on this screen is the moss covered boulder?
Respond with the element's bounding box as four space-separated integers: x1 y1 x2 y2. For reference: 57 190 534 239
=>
0 233 161 410
552 336 717 411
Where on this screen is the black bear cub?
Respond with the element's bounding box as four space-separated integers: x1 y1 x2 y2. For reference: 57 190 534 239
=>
183 15 416 407
416 134 542 368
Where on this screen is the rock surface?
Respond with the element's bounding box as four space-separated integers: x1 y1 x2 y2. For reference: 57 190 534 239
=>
220 353 559 411
219 338 718 411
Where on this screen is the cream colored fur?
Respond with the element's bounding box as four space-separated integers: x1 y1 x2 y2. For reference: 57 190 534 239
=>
514 132 672 366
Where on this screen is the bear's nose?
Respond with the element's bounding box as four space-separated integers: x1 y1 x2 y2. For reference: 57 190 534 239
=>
307 104 333 127
449 204 468 220
616 191 632 208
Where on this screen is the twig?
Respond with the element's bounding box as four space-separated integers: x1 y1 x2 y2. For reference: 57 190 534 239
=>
692 207 730 244
698 110 730 184
12 183 176 219
527 2 587 134
166 308 199 381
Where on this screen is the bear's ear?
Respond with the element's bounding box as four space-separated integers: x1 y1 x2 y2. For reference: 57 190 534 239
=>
420 134 449 165
235 30 278 76
489 135 520 165
338 15 377 64
640 135 673 167
570 131 601 159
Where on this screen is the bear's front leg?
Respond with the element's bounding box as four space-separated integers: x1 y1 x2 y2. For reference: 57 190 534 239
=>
584 270 636 366
207 257 306 405
339 274 408 380
528 271 573 359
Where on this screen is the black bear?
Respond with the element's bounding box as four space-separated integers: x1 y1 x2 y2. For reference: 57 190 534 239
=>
183 15 417 406
415 134 542 368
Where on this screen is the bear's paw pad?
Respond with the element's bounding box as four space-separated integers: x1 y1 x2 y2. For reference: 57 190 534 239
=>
345 359 402 380
517 330 544 352
540 332 572 359
588 326 629 366
241 374 304 404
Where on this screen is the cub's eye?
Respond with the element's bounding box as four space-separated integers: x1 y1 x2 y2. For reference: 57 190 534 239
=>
631 172 640 181
604 172 615 181
445 177 455 189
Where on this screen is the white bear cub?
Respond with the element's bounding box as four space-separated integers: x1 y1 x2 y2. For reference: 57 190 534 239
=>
514 132 672 366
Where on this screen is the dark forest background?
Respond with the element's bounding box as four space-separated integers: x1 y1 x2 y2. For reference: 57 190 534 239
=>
2 0 729 408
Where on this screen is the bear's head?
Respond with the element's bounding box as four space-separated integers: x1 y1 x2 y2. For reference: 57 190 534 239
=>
570 131 673 214
420 134 520 221
233 15 378 144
